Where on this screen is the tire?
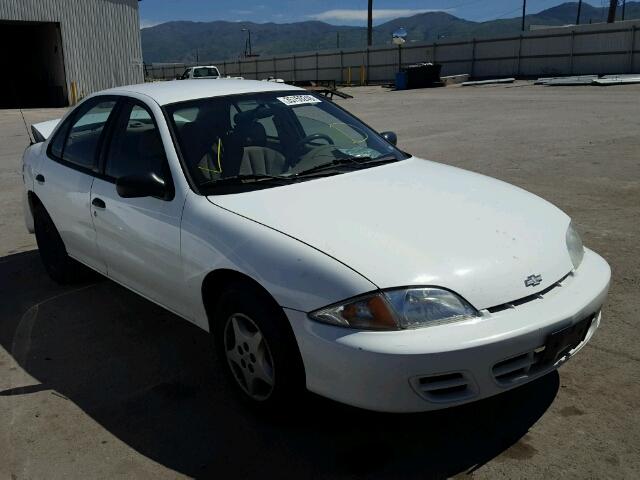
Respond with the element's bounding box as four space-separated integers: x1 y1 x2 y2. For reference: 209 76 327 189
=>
212 280 305 411
33 202 97 284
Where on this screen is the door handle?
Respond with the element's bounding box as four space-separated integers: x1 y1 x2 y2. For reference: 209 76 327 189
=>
35 174 45 183
92 198 106 209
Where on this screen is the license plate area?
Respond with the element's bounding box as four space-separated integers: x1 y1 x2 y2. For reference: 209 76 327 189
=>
540 314 594 366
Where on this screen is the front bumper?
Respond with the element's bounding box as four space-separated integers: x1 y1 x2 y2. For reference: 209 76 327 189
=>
286 249 610 413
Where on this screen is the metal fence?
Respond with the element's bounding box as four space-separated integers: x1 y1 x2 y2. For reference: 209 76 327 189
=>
145 20 640 84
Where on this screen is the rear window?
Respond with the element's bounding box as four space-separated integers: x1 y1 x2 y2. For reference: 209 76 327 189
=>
193 67 220 78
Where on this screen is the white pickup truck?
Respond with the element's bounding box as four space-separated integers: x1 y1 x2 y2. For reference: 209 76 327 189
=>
179 66 221 79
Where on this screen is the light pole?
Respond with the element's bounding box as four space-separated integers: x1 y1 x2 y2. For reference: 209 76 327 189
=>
241 28 252 57
576 0 582 25
367 0 373 46
521 0 527 32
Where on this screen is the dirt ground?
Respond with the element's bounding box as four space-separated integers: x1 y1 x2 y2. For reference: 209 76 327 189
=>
1 82 639 479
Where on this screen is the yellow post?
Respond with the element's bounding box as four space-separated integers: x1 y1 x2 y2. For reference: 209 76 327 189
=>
70 81 78 105
360 65 365 86
347 66 352 86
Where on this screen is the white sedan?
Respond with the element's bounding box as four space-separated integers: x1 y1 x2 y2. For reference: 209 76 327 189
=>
22 80 610 412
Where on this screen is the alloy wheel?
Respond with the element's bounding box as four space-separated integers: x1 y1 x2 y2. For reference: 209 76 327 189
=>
223 313 275 401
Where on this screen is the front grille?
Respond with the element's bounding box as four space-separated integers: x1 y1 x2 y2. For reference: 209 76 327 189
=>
413 372 476 402
487 273 571 314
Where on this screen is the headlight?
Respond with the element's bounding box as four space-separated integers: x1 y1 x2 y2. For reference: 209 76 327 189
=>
309 288 480 331
566 222 584 270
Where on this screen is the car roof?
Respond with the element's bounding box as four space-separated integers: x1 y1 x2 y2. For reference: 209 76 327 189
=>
101 79 304 106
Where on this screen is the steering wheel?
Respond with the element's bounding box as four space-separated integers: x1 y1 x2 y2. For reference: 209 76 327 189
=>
294 133 334 153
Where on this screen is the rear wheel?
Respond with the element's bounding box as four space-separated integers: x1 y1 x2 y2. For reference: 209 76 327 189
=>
212 281 305 411
33 203 97 284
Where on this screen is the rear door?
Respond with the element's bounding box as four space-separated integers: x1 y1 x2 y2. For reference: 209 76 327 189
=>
34 96 120 273
90 98 187 314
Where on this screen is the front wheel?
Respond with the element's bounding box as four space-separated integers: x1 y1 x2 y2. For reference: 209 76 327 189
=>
212 281 305 410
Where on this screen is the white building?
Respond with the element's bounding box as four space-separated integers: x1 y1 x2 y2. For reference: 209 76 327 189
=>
0 0 143 107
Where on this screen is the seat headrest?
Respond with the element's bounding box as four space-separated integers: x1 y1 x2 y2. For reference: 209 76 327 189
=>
243 122 267 146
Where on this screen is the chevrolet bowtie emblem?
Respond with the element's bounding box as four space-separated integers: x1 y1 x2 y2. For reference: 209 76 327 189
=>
524 274 543 287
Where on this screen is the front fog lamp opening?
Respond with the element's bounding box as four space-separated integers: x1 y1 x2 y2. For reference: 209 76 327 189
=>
310 288 480 331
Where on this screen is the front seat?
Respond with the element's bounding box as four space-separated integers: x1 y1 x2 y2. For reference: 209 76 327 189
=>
237 122 286 176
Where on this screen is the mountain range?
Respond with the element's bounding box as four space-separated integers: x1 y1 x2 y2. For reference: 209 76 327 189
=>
141 2 640 63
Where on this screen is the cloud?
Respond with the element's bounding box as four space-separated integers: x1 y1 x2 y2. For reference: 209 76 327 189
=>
140 19 161 29
310 9 446 22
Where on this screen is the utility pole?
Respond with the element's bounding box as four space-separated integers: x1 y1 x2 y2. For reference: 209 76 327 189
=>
576 0 583 25
607 0 618 23
367 0 373 46
336 31 340 49
241 28 253 57
622 0 627 21
521 0 527 32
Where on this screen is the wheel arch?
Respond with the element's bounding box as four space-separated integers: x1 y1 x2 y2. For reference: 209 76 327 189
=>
27 190 44 213
201 268 306 383
201 268 282 331
25 190 44 233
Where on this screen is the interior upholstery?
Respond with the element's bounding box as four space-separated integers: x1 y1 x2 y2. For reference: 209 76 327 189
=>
181 111 288 180
239 146 286 176
236 121 286 176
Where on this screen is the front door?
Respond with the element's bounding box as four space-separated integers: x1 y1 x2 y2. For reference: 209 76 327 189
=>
90 99 187 315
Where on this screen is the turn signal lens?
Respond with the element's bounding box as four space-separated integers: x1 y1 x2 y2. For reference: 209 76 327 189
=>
310 294 398 330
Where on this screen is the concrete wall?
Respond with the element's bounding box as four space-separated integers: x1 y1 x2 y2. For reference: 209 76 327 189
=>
147 20 640 84
0 0 143 103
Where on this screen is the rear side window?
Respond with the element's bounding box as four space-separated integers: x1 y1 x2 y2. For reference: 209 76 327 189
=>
49 99 117 170
49 121 68 159
105 103 167 179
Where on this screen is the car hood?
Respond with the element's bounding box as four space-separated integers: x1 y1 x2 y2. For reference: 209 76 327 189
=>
208 157 573 310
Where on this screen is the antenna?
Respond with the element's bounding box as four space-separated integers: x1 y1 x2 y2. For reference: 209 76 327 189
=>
18 104 34 146
10 79 34 146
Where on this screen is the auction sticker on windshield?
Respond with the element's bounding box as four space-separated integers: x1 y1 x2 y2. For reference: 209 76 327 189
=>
277 95 322 106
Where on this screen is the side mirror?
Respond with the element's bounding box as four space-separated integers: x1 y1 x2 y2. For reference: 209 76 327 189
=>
116 172 167 199
381 131 398 146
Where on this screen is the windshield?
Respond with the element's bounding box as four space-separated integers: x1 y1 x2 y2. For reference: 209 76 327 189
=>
166 91 407 193
193 67 220 78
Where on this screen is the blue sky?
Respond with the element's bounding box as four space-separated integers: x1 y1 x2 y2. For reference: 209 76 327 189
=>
139 0 583 28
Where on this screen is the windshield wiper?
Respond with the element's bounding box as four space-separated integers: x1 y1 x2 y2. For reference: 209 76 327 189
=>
292 158 365 177
293 154 400 177
202 174 292 187
351 154 399 165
